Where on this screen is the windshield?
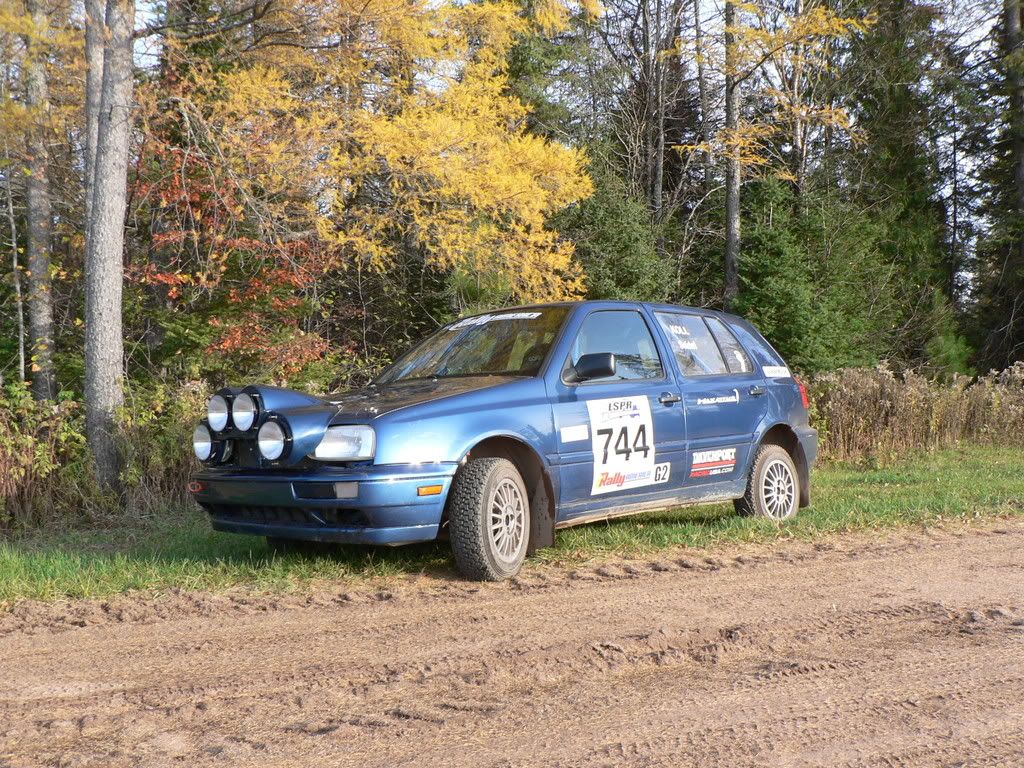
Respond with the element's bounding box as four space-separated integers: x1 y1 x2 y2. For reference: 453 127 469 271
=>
376 308 570 384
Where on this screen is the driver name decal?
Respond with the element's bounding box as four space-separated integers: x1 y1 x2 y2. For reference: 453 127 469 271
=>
586 396 670 495
696 389 740 406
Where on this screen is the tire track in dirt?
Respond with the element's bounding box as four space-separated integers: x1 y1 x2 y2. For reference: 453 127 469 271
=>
0 522 1022 767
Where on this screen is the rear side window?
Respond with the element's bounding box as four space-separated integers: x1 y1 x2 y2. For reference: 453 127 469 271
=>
655 313 727 376
565 310 664 382
706 317 753 374
726 318 789 373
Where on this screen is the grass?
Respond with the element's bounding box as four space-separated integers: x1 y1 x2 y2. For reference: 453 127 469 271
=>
1 444 1022 604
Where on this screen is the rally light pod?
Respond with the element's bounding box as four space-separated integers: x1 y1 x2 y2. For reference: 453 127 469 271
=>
206 394 230 433
193 421 233 464
257 418 288 461
232 391 259 432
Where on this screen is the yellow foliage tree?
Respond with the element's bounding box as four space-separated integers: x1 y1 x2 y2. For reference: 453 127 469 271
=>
156 0 593 313
679 0 870 181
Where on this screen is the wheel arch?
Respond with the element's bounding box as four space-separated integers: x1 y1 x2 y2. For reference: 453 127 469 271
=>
757 423 810 508
455 435 557 554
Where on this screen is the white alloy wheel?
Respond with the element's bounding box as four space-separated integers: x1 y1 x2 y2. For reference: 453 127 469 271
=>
488 478 528 566
759 458 797 519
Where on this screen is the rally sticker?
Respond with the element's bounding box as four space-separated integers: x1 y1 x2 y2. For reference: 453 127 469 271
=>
696 389 740 406
586 396 670 495
762 365 791 378
690 448 737 478
450 312 541 329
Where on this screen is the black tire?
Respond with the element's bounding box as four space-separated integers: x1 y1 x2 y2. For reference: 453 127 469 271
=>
447 457 530 581
734 444 800 520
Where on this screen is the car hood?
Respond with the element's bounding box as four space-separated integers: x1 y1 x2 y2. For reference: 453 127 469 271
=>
325 375 524 421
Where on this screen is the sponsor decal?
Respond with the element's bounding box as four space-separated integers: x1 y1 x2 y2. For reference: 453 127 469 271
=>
762 365 791 378
560 424 589 443
669 323 691 336
676 339 698 351
696 389 740 406
596 462 671 490
585 396 669 495
690 447 737 478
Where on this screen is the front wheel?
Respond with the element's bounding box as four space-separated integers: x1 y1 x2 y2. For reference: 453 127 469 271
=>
447 457 530 581
734 444 799 520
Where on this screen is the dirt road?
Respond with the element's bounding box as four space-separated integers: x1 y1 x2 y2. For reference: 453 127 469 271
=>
2 523 1023 767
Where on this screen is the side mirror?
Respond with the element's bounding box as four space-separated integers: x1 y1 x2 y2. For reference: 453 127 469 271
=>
572 352 616 382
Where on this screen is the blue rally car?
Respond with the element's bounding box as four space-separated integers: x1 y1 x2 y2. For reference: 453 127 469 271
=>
189 301 817 580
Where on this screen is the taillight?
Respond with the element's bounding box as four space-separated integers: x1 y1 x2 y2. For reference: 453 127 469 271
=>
794 377 810 410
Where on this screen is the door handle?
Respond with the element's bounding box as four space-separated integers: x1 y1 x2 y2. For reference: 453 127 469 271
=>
748 385 767 397
658 392 682 405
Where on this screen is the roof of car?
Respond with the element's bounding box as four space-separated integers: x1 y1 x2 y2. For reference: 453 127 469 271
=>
468 299 745 325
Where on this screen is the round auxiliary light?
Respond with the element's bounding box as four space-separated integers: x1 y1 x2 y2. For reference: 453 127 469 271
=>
258 419 287 461
232 392 257 432
207 394 230 432
192 423 214 462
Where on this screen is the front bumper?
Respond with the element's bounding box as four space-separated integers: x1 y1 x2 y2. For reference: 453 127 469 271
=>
190 463 459 546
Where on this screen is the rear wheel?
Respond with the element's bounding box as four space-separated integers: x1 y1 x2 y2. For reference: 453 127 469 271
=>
735 444 799 520
447 457 530 581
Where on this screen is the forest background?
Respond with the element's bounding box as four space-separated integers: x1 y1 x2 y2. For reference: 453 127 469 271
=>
2 0 1023 524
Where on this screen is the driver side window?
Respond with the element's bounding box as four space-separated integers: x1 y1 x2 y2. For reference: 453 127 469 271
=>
564 310 664 383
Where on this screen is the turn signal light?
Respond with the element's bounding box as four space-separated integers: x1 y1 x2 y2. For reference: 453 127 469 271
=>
417 484 443 497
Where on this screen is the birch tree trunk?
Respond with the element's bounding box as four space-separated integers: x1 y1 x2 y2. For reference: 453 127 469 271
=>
1 67 25 384
23 0 55 399
2 143 25 383
84 0 133 491
723 0 741 310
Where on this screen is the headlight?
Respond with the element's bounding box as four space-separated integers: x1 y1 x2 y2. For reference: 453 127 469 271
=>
207 394 229 432
193 423 213 461
312 425 375 461
258 419 287 460
232 392 257 431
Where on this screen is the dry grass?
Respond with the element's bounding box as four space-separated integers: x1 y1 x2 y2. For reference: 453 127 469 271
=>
3 365 1024 529
808 364 1024 463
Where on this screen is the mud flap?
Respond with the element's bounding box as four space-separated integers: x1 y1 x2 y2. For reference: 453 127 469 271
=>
796 443 811 508
527 480 555 554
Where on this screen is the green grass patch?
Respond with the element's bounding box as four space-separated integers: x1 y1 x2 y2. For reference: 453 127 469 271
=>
2 445 1022 604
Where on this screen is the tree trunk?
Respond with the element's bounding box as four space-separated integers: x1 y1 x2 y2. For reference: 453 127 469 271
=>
694 0 713 191
790 0 806 194
641 0 657 212
84 0 104 222
2 138 25 383
650 0 665 219
723 0 741 310
23 0 55 399
1007 0 1024 241
84 0 133 492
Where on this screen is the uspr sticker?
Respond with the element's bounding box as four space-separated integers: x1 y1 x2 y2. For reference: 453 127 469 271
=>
586 396 670 495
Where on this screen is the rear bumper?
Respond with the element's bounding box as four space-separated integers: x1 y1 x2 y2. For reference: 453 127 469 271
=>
190 463 458 546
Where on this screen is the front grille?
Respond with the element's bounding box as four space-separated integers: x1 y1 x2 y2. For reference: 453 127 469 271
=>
203 504 368 528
